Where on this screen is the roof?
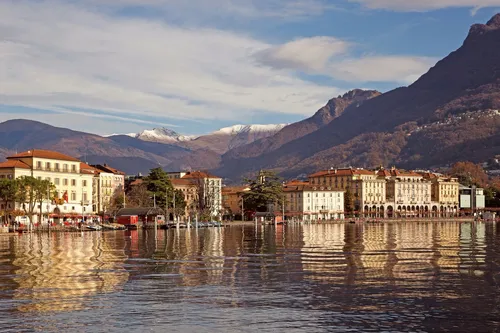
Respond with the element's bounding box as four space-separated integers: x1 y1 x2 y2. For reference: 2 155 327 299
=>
181 171 221 179
0 160 31 169
309 168 374 178
222 186 250 194
129 179 144 186
91 164 125 175
116 207 165 216
80 163 98 175
7 149 80 162
284 180 309 186
171 179 195 186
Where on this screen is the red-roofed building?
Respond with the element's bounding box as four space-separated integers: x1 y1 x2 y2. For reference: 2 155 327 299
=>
221 186 250 219
308 167 384 217
0 150 94 223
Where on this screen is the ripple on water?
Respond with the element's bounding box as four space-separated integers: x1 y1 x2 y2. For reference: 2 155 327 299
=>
0 222 498 332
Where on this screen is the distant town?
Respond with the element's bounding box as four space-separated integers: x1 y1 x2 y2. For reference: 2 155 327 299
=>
0 148 498 232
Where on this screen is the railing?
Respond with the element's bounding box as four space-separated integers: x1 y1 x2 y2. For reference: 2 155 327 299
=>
34 167 80 173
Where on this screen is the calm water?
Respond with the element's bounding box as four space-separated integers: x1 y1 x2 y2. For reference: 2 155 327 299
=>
0 222 499 332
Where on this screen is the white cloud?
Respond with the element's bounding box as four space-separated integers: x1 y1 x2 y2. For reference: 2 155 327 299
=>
81 0 339 19
0 0 437 134
254 37 351 72
254 38 436 83
350 0 500 12
0 0 338 127
330 56 437 83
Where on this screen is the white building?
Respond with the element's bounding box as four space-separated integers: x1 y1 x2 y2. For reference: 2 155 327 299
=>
459 185 486 212
284 181 344 220
0 150 94 224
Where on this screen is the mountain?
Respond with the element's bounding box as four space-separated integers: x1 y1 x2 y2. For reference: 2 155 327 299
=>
134 128 195 144
0 119 188 174
224 89 380 160
216 14 500 181
121 124 287 155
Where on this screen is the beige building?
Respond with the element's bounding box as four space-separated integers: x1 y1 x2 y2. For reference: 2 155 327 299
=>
170 178 198 219
420 172 459 217
177 171 222 218
0 150 94 223
308 168 385 216
221 186 250 218
284 181 344 220
90 164 125 214
379 168 432 218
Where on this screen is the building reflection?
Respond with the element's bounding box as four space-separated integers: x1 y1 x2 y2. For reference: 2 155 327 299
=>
301 223 346 282
11 233 128 313
300 221 488 294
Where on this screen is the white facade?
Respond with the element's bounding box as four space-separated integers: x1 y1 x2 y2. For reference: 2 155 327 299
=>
285 185 344 220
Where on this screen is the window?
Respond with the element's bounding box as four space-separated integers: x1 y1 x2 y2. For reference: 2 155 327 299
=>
46 162 51 170
71 179 76 186
55 163 60 171
71 192 76 201
37 161 42 169
63 164 68 172
63 179 68 186
71 165 76 172
83 193 87 202
82 180 87 187
55 178 60 185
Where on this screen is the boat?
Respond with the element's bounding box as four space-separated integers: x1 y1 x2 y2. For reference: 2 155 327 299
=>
87 225 102 231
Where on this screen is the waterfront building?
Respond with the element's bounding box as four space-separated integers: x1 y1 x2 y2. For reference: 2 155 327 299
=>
381 168 432 218
90 164 125 214
283 181 344 220
459 185 486 213
420 172 460 217
221 186 250 218
0 150 94 223
180 171 222 218
308 168 385 217
170 178 198 219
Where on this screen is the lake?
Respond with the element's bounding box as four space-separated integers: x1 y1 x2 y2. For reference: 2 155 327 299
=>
0 222 499 332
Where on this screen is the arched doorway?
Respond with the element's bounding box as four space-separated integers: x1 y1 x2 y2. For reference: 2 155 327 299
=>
387 205 393 218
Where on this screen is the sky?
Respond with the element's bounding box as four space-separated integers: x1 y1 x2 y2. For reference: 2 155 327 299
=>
1 0 499 136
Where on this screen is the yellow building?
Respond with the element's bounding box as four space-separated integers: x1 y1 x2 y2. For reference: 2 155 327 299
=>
308 168 385 217
0 150 94 223
420 172 459 217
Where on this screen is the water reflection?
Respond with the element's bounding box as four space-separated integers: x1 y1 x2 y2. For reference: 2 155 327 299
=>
0 222 498 332
10 232 128 312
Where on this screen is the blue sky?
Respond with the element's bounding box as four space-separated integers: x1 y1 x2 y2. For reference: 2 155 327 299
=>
0 0 499 136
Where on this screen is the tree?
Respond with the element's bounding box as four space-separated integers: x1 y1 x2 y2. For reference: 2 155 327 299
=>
450 161 488 187
16 176 38 225
344 187 354 217
172 188 187 218
0 178 18 224
127 183 152 208
35 179 56 224
144 167 173 209
143 168 186 219
109 188 126 212
242 170 284 213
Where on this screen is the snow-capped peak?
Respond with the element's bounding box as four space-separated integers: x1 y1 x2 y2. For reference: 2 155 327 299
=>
136 128 196 143
213 124 287 135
